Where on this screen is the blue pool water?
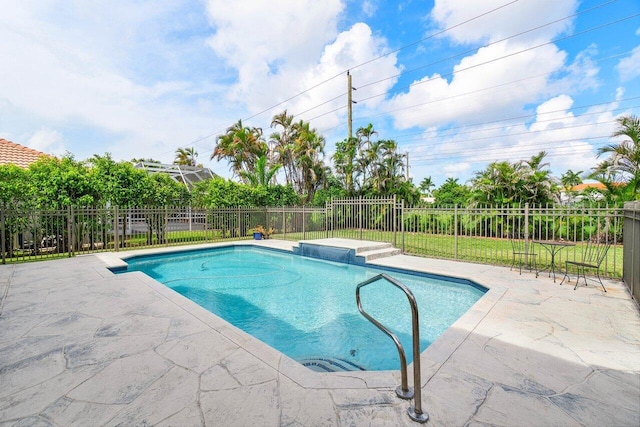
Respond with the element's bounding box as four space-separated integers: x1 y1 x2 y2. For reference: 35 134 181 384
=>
121 246 486 371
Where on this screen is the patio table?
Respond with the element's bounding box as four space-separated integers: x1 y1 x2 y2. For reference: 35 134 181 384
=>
533 240 575 282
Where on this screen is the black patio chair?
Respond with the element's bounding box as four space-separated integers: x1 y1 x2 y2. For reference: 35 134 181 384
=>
560 240 611 292
510 235 537 275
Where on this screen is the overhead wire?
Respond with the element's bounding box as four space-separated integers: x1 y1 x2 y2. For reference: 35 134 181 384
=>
410 136 611 165
307 1 627 125
319 51 636 136
394 103 640 145
163 0 635 174
163 0 523 157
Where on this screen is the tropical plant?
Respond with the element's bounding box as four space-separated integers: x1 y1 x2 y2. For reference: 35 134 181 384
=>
332 137 358 195
174 147 198 166
419 176 435 196
269 111 296 185
595 115 640 198
212 120 267 181
270 112 327 200
293 121 326 201
29 154 96 208
434 178 471 205
239 155 281 188
470 151 557 205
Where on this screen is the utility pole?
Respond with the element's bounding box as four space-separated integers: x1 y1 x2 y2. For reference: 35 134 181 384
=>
347 71 356 140
405 151 410 181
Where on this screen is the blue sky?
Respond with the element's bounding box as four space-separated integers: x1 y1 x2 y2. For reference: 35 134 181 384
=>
1 0 639 187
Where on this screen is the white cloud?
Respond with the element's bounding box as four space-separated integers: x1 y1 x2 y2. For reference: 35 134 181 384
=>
387 40 566 129
616 45 640 82
205 0 343 106
204 0 400 133
363 0 378 17
430 0 578 45
27 129 66 156
0 1 233 163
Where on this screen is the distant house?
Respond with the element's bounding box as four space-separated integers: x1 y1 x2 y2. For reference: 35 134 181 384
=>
560 181 625 204
133 161 218 191
0 138 53 168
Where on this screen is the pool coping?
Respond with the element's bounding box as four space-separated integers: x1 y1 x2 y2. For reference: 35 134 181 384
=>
97 239 506 391
3 238 639 425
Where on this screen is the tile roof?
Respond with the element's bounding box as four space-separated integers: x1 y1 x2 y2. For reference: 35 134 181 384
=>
0 138 52 168
571 182 625 192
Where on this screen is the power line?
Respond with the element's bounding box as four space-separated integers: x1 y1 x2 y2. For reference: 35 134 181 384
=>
355 13 640 106
161 1 523 158
410 136 610 165
307 1 624 126
390 101 640 143
356 0 619 92
353 51 635 128
308 13 637 126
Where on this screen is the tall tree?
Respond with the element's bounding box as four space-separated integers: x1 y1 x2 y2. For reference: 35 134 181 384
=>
270 111 296 186
560 169 583 190
470 151 556 205
332 137 358 195
174 147 198 167
212 120 267 182
434 178 471 205
293 121 326 202
419 176 435 196
596 114 640 196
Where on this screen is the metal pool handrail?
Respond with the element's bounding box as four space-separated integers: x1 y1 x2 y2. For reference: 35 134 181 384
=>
355 273 429 423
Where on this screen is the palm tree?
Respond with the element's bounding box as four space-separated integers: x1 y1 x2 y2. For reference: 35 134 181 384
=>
270 111 296 186
212 120 267 181
560 169 583 190
521 151 556 205
596 115 640 195
356 123 377 152
174 147 198 167
332 137 358 194
419 176 435 196
239 155 281 187
293 121 326 201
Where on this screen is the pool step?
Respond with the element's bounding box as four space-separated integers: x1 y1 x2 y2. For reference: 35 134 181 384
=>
300 357 366 373
358 246 402 261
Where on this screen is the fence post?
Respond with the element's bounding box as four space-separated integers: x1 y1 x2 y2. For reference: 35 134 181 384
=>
302 205 306 240
67 206 73 258
454 205 458 260
359 196 363 241
393 195 397 247
401 200 405 253
330 198 334 238
524 203 530 255
113 206 119 252
325 203 329 239
282 207 286 240
164 206 169 246
1 208 6 265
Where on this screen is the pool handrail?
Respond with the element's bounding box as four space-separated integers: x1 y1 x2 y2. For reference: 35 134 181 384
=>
356 273 429 423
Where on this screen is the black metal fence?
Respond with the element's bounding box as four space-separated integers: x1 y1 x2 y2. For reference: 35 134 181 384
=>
623 202 639 304
0 200 626 280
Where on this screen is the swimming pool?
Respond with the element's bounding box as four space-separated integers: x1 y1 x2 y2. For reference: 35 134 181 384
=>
120 246 486 371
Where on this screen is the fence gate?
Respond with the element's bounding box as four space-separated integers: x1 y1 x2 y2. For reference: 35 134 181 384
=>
328 196 403 247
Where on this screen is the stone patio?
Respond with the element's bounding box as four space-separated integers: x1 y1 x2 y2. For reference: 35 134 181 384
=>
0 239 638 426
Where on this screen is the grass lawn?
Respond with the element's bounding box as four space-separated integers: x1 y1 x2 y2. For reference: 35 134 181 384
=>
2 228 623 279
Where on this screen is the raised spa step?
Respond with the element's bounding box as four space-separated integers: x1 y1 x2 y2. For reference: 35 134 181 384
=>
358 247 402 261
295 239 401 264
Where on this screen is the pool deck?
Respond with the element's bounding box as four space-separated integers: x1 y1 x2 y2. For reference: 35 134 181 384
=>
0 238 638 426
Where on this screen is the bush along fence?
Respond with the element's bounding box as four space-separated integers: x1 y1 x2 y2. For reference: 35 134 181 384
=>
0 199 627 281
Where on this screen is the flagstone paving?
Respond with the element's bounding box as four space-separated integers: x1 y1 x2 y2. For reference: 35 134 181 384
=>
0 240 638 426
